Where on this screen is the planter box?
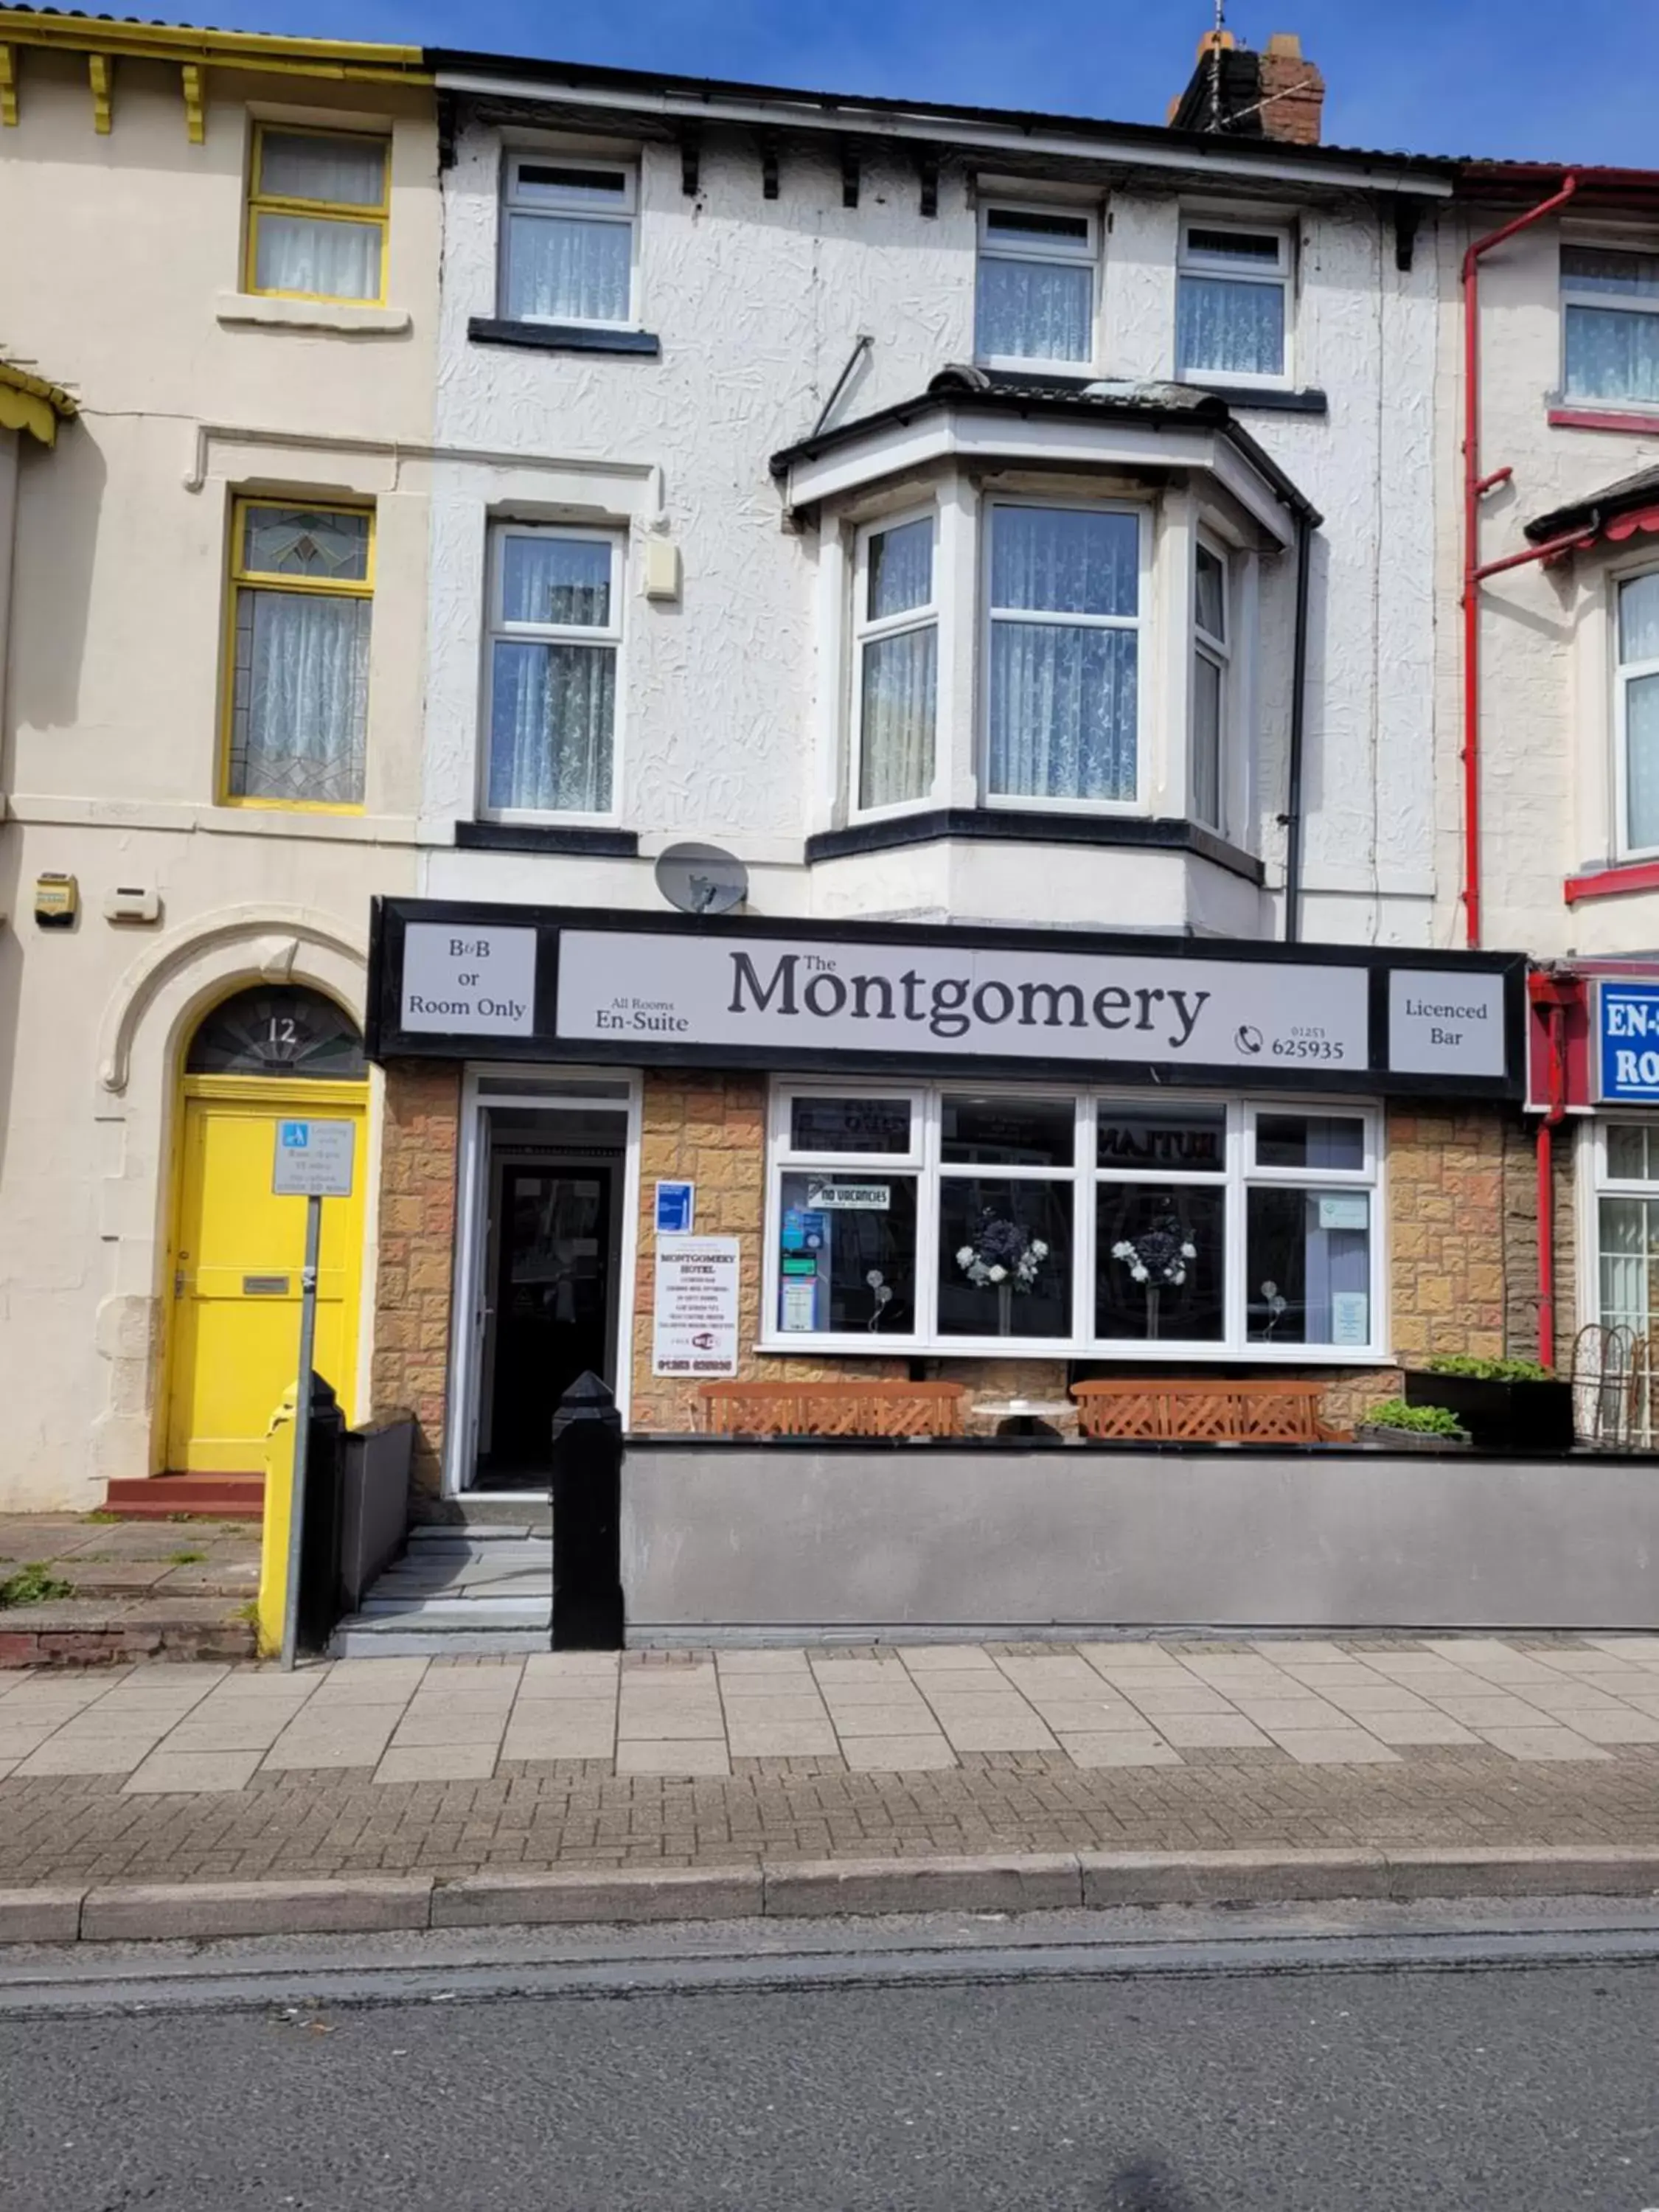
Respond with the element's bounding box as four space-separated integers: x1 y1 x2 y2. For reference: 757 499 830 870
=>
1354 1423 1469 1453
1403 1371 1574 1453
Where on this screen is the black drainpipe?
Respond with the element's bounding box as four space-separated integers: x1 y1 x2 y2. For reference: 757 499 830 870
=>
1282 509 1314 944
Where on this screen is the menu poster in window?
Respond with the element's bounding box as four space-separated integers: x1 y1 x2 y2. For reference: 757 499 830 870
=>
652 1237 740 1376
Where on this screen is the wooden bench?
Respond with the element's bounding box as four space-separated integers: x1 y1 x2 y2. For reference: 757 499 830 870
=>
1070 1379 1341 1444
700 1380 967 1439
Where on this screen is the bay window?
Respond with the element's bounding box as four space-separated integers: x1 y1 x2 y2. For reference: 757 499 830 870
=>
767 1084 1382 1357
853 512 937 813
975 202 1097 369
1618 569 1659 854
985 502 1144 807
1562 245 1659 408
1192 539 1229 830
1176 220 1290 383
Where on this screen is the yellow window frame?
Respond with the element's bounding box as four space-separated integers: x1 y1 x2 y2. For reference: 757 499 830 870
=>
220 496 376 815
244 122 391 305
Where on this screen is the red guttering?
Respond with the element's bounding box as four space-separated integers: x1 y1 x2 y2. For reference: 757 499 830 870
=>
1527 970 1574 1369
1461 175 1579 950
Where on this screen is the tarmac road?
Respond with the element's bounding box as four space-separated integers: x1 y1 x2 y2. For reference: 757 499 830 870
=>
5 1902 1659 2211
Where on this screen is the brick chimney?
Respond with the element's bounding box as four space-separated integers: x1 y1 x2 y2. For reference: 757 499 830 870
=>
1166 26 1324 145
1256 32 1325 146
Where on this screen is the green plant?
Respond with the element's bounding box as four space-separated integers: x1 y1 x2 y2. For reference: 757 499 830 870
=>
1363 1397 1470 1439
234 1599 261 1623
168 1549 206 1566
80 1510 122 1526
1422 1355 1553 1382
0 1563 76 1609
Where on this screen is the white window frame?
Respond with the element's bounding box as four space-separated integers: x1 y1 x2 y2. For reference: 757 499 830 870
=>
1582 1114 1659 1350
759 1080 1386 1363
1614 562 1659 860
1560 238 1659 413
849 506 940 824
1192 534 1231 834
500 151 640 330
480 521 626 826
1175 217 1293 388
974 198 1099 373
981 495 1151 817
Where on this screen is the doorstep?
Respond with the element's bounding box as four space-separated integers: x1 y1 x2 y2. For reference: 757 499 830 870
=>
102 1472 265 1522
0 1514 260 1668
330 1520 553 1657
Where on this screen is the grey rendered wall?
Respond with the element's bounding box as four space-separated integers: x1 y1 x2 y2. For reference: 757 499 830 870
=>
622 1445 1659 1636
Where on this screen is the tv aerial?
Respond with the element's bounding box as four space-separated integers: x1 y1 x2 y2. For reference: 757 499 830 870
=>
654 841 749 916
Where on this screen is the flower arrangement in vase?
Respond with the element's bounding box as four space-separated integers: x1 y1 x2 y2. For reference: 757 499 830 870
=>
1110 1212 1197 1340
955 1209 1049 1336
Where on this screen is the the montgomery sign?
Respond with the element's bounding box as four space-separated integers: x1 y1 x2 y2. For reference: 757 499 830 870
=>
369 902 1524 1096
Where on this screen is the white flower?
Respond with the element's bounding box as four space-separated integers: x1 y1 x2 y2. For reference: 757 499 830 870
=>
1180 1242 1196 1259
1031 1240 1048 1259
988 1265 1007 1283
1130 1263 1148 1283
1112 1241 1135 1261
1261 1280 1279 1300
956 1246 975 1268
866 1269 885 1287
1171 1267 1186 1286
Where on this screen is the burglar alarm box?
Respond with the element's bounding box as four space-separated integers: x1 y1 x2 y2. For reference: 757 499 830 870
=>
34 873 78 928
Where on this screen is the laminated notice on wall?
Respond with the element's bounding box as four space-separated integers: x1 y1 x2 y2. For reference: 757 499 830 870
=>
653 1237 740 1377
1330 1292 1369 1347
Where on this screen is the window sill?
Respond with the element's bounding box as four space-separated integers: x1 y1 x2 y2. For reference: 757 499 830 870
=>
1564 858 1659 905
1548 403 1659 434
805 807 1263 884
216 292 411 335
456 819 639 857
1179 380 1328 416
752 1339 1389 1364
467 316 661 358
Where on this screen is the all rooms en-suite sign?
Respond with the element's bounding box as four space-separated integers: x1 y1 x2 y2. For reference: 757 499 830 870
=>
393 919 1513 1083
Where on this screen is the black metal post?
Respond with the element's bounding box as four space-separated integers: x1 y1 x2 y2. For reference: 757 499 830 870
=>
296 1372 347 1655
550 1371 625 1650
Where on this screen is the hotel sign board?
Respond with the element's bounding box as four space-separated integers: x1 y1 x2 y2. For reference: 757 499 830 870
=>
370 902 1525 1100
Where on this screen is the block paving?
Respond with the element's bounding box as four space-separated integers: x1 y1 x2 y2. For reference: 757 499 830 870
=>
4 1634 1659 1888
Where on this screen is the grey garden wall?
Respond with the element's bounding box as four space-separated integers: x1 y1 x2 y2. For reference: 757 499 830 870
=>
621 1443 1659 1639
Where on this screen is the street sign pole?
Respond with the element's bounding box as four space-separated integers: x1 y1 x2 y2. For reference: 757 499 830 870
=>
279 1192 322 1674
270 1116 356 1674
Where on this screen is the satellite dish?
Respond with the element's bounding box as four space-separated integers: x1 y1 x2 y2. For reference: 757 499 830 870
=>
655 841 749 917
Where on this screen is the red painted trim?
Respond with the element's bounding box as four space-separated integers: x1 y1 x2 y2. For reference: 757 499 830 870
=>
1564 858 1659 905
1548 405 1659 435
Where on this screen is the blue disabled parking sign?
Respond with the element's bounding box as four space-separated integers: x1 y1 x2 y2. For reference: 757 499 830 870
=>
271 1118 355 1197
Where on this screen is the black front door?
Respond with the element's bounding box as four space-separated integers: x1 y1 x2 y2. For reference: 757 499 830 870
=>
485 1165 614 1484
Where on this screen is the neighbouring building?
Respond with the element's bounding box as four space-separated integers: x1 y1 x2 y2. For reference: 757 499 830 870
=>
361 29 1530 1508
1439 158 1659 1397
0 9 437 1509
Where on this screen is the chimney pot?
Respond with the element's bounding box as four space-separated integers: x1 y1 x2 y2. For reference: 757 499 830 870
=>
1266 30 1302 57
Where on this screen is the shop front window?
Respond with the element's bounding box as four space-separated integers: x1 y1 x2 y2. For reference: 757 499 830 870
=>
766 1085 1383 1358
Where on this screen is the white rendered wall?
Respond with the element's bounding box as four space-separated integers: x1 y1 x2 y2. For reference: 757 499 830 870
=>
421 127 1440 948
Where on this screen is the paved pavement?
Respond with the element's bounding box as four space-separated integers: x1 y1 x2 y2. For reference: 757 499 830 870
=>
4 1634 1659 1889
9 1909 1659 2208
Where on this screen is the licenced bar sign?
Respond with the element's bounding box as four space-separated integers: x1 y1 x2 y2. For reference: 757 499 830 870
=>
554 931 1369 1071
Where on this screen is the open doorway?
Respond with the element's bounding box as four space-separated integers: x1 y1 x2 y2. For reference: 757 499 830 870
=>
452 1078 637 1493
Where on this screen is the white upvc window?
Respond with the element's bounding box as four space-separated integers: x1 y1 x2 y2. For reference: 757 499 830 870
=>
975 201 1098 369
852 510 939 817
1590 1118 1659 1338
762 1084 1384 1360
1176 219 1291 383
984 498 1147 810
1562 244 1659 408
1192 538 1230 831
1616 568 1659 857
501 153 638 327
483 524 624 820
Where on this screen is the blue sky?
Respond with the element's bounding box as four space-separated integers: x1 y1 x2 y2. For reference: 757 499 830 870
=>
181 0 1656 166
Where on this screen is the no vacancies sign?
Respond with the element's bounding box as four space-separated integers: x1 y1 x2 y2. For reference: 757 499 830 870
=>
557 930 1368 1071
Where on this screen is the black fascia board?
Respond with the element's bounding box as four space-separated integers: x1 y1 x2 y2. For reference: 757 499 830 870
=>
769 383 1322 529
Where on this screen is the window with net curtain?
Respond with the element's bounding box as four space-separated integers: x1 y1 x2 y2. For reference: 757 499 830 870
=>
503 157 636 324
487 529 620 815
975 204 1096 366
1562 247 1659 406
1192 540 1228 830
855 515 936 812
1598 1123 1659 1335
1620 571 1659 852
248 130 388 302
1176 223 1288 380
226 504 371 807
987 504 1141 805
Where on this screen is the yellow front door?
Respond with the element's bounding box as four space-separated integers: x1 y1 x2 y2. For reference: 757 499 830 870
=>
166 1078 368 1473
